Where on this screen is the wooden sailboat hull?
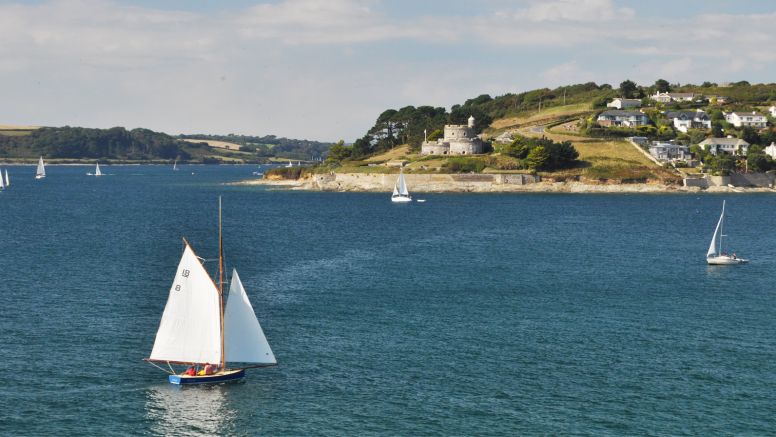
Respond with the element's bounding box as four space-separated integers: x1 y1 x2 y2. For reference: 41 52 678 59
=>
168 368 245 385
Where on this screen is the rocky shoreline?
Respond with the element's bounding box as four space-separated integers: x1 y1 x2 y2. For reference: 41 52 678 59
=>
235 173 776 194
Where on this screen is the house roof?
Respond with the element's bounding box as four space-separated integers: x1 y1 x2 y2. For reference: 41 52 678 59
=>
598 110 647 117
699 137 750 146
611 98 641 102
666 111 709 120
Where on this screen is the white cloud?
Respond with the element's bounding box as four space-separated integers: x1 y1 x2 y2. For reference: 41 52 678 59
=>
509 0 634 22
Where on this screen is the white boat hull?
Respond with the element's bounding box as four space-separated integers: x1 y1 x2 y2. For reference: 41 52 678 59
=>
35 175 45 180
707 255 747 265
391 196 412 203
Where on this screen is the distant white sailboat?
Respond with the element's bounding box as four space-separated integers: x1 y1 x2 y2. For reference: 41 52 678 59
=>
35 157 46 180
285 161 294 168
87 162 103 176
706 200 747 265
0 168 5 190
173 159 179 171
4 169 9 187
391 168 412 203
145 197 277 384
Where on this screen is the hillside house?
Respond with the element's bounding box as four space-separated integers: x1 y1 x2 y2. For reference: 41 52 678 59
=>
648 142 691 162
596 110 649 127
699 137 750 156
665 110 711 133
770 106 776 117
606 98 641 109
651 92 695 103
724 111 768 128
765 142 776 159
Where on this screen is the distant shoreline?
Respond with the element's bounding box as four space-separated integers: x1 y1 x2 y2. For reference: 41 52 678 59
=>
236 173 776 194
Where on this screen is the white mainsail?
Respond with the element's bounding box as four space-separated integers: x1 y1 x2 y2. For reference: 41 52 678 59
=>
36 157 46 178
397 170 409 197
149 244 222 364
95 163 102 176
707 200 725 258
0 169 5 189
4 169 9 187
173 160 178 171
224 269 276 364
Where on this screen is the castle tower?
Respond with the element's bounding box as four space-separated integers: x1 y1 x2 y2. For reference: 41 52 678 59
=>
467 115 475 129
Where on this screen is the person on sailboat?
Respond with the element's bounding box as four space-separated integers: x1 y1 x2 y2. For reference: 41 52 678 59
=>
184 366 196 376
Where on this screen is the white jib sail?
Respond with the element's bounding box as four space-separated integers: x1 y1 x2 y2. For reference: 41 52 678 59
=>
707 200 725 258
224 269 276 364
4 169 9 187
0 169 5 189
95 163 102 176
37 157 46 177
150 244 222 364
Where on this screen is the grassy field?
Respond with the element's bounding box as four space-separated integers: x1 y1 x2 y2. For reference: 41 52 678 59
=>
489 103 592 132
181 138 243 150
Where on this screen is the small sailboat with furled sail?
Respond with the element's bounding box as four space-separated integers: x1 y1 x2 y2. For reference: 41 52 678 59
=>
145 197 277 384
706 200 747 265
35 156 46 180
391 168 412 203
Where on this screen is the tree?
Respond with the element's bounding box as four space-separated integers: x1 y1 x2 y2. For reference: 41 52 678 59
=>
619 80 638 98
655 79 671 93
325 140 351 163
427 129 443 141
701 81 717 88
747 151 770 173
526 145 550 170
741 126 760 145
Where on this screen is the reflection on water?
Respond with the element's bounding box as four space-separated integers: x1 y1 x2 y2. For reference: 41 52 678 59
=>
145 382 238 436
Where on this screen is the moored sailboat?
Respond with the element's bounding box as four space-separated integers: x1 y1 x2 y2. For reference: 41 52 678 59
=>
145 197 276 384
0 168 5 190
4 169 9 187
35 157 46 180
391 168 412 203
706 200 747 265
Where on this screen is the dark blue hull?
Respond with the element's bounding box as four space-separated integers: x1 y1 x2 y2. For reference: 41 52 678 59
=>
168 369 245 385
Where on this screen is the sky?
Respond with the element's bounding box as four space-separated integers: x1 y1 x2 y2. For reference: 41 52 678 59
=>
1 0 775 142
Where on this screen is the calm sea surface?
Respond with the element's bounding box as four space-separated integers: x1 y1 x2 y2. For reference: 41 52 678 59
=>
2 164 776 435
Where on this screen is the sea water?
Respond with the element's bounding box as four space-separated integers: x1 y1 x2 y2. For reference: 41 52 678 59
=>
2 165 776 435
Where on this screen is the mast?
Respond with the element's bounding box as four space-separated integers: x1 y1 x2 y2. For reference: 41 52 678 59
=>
719 200 725 255
218 196 226 370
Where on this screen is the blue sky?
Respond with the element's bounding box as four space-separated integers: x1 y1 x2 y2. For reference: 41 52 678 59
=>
1 0 775 141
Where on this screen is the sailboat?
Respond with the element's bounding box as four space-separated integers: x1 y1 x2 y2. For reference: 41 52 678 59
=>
0 168 5 190
285 161 294 168
706 200 747 265
35 156 46 180
88 162 103 176
173 159 179 171
391 168 412 203
4 169 9 187
146 197 277 384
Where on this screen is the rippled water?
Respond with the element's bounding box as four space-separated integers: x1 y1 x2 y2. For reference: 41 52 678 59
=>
2 165 776 435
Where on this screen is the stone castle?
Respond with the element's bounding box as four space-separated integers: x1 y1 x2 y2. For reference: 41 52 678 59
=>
421 115 484 155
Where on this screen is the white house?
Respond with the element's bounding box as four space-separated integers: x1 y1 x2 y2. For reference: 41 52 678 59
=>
648 142 691 162
770 105 776 117
665 110 711 133
765 142 776 159
607 98 642 109
724 111 768 128
699 137 750 156
596 110 650 127
651 92 695 103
